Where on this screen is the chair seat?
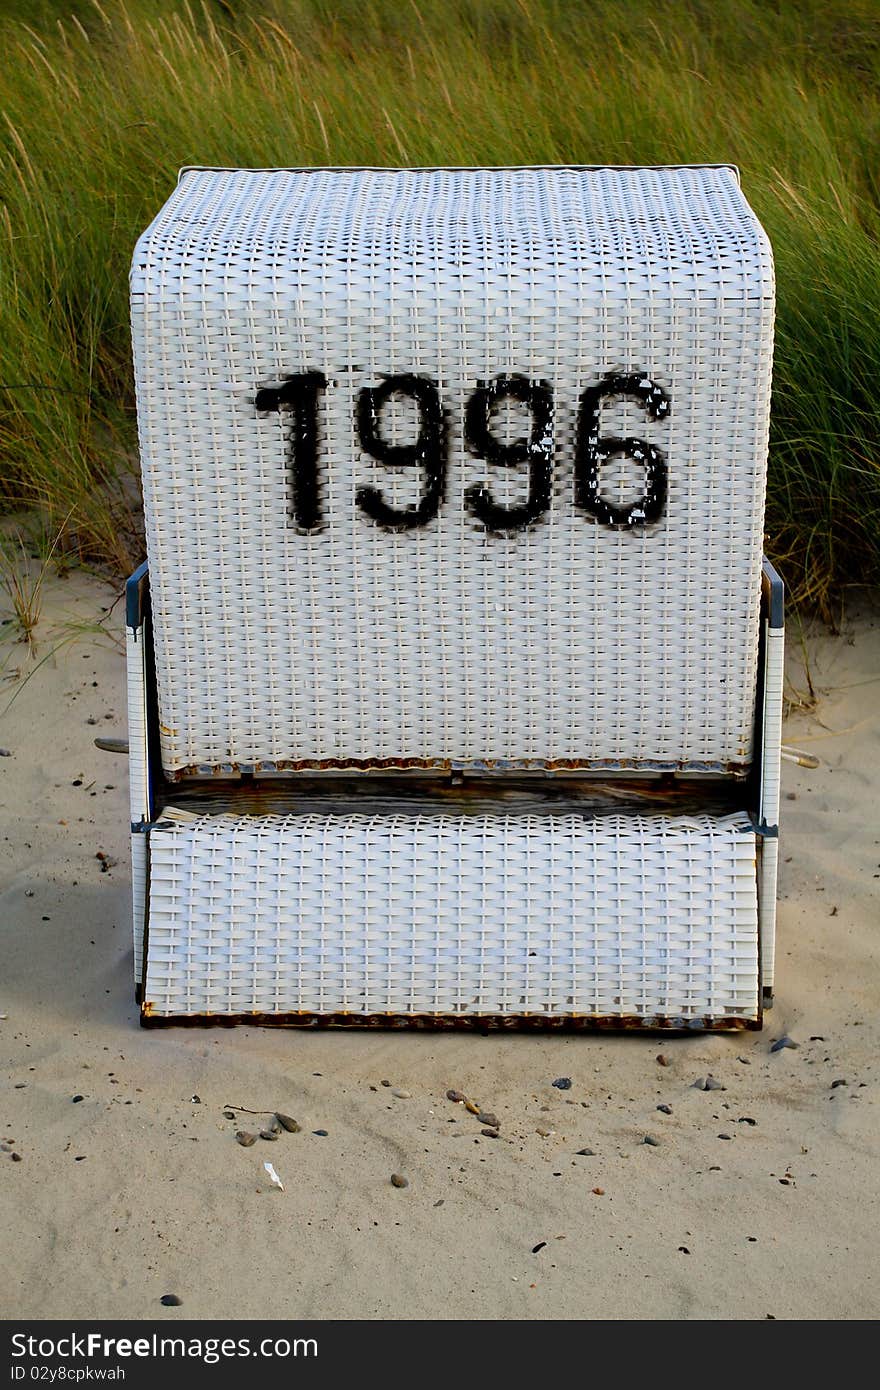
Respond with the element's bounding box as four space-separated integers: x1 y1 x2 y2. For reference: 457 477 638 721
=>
141 806 760 1026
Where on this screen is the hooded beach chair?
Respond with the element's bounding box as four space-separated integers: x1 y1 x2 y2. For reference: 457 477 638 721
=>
126 165 783 1028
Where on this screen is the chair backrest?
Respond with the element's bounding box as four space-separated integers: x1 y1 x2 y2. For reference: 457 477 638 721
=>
131 165 774 778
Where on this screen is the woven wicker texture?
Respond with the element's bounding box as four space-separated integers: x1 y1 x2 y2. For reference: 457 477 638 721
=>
125 626 149 825
759 624 785 988
131 831 147 986
126 624 150 980
143 808 758 1021
131 166 774 775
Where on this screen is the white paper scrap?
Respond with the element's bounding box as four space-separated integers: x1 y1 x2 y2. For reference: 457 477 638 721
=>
264 1161 284 1191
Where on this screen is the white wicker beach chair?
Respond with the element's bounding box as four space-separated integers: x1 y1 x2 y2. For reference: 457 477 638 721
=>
127 165 783 1028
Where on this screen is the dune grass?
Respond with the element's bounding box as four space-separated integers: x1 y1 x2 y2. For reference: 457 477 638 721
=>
1 0 878 607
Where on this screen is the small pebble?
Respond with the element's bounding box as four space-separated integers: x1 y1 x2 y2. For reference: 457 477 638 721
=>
476 1111 498 1128
190 1095 201 1104
551 1077 572 1090
236 1131 257 1147
392 1088 411 1099
831 1079 847 1088
260 1128 279 1141
313 1129 328 1137
72 1095 84 1103
737 1056 752 1065
705 1076 725 1091
718 1133 732 1141
576 1148 595 1156
481 1128 499 1139
592 1187 604 1196
446 1089 466 1102
532 1241 547 1254
464 1099 481 1115
160 1294 182 1307
380 1080 391 1088
657 1104 672 1115
0 748 11 756
11 1153 22 1162
770 1036 798 1052
390 1173 409 1189
223 1109 236 1120
276 1113 301 1132
643 1135 660 1147
738 1117 757 1126
536 1126 552 1138
656 1054 669 1067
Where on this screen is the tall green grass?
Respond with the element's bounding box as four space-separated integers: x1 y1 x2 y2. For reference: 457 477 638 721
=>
1 0 878 604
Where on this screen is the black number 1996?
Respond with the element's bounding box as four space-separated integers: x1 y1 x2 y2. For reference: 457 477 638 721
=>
255 371 670 533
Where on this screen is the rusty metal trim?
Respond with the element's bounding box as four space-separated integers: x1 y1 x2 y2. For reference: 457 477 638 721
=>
140 1006 761 1032
165 755 751 783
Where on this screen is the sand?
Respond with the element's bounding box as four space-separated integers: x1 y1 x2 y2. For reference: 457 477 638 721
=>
0 571 877 1321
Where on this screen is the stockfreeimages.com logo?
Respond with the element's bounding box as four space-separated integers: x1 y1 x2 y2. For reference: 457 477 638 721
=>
11 1333 317 1369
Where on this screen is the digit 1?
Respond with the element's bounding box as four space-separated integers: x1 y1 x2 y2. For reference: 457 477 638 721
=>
255 372 327 530
464 375 553 532
355 375 446 530
574 372 670 528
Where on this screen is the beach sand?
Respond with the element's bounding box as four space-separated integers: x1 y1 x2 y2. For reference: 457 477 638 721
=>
1 571 877 1320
